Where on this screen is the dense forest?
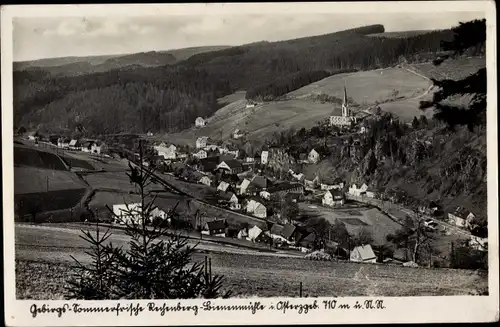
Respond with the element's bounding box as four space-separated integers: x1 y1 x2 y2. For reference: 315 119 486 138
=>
14 23 456 136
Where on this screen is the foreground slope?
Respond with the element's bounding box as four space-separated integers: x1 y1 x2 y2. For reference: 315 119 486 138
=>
15 224 487 298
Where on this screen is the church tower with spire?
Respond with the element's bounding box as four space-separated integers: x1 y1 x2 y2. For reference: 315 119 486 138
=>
342 85 350 117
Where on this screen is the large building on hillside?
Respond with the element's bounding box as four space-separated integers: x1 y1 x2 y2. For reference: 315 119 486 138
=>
329 86 356 127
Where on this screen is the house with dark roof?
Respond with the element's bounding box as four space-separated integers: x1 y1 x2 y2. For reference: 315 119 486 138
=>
218 191 240 210
198 157 220 173
202 220 228 237
322 189 345 207
298 232 317 249
216 160 244 174
280 224 303 243
251 175 273 190
267 182 304 197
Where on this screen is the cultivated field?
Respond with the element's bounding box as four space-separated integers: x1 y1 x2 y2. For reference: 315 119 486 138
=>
14 166 88 194
299 203 402 246
15 224 487 299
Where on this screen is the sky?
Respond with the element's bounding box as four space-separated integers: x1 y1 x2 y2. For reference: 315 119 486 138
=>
13 11 485 62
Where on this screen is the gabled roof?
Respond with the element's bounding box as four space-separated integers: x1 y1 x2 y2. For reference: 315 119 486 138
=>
218 181 230 191
251 175 272 189
219 191 237 201
281 224 296 239
298 232 316 247
240 178 251 189
453 206 473 218
220 159 242 169
269 224 284 236
206 219 227 230
353 245 376 260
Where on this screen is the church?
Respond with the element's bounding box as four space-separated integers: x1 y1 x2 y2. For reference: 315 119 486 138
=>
329 86 355 127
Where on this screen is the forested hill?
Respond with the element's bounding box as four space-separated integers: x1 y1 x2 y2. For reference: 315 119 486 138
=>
13 46 231 76
14 24 454 136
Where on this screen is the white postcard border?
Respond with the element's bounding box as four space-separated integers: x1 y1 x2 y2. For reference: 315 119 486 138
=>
2 2 498 326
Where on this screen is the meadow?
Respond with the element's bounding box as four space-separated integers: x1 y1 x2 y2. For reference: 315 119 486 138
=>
286 67 430 104
163 66 435 145
16 247 486 299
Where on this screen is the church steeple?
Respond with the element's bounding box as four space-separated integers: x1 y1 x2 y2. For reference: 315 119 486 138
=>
342 83 349 117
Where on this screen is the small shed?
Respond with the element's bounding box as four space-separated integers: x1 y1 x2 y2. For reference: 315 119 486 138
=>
350 244 377 263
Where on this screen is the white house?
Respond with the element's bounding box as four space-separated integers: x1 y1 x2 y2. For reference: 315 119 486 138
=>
199 176 212 186
246 225 263 242
261 151 269 165
448 207 475 228
155 143 177 160
69 139 81 151
320 183 336 191
112 203 166 225
259 190 271 200
237 228 249 240
246 102 256 109
349 183 368 197
233 129 245 139
238 178 251 195
322 190 345 207
308 149 320 164
217 181 231 192
193 149 207 159
195 117 206 127
57 138 70 148
245 157 255 163
246 199 267 218
469 235 488 251
196 137 208 149
90 142 106 155
350 245 377 263
216 160 243 174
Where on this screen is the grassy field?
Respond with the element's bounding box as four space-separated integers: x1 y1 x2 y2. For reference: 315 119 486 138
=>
411 57 486 81
15 224 487 299
162 66 434 145
286 67 430 104
367 30 436 38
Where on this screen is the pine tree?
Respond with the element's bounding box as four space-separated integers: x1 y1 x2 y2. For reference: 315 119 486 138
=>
412 116 420 129
420 19 486 131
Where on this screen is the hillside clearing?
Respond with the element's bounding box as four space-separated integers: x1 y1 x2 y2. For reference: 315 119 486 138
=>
286 67 431 104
